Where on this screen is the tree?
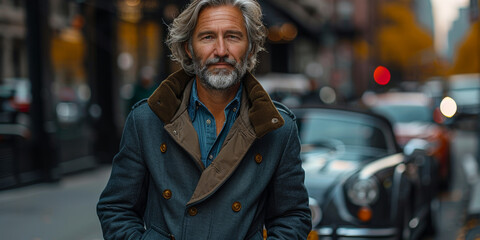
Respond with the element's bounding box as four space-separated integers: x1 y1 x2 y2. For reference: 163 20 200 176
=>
450 21 480 74
376 1 437 79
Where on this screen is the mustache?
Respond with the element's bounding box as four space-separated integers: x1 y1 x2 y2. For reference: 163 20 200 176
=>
205 57 237 67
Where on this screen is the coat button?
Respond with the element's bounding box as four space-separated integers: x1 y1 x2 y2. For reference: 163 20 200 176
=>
163 189 172 199
232 201 242 212
254 154 263 164
160 143 167 153
188 207 198 216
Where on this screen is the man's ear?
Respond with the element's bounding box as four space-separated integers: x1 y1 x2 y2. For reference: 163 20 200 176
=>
184 42 192 59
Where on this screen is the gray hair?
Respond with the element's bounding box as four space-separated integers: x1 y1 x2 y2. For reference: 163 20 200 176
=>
166 0 267 75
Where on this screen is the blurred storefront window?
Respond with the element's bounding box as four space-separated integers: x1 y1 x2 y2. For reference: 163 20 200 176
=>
49 1 96 173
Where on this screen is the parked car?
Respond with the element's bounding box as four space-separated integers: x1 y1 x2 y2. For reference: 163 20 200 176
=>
0 78 34 189
256 72 311 108
362 91 452 188
447 73 480 115
294 106 439 240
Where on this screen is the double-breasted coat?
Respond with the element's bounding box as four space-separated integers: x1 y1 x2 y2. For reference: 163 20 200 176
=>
97 69 311 240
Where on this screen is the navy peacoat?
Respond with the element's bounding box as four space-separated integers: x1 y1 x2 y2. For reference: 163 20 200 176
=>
97 70 311 240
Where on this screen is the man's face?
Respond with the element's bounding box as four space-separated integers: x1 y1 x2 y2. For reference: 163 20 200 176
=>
187 5 250 90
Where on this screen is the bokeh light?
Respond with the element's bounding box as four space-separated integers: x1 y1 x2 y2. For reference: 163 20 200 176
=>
280 23 298 41
319 86 336 104
373 66 391 85
267 22 298 42
439 96 457 118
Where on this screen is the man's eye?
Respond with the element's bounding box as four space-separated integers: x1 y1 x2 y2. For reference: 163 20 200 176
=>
202 36 213 40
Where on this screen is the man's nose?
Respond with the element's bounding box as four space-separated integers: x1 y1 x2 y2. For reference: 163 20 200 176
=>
214 38 228 57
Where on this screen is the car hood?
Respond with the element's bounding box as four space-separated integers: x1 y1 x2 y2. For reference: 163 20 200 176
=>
301 149 377 203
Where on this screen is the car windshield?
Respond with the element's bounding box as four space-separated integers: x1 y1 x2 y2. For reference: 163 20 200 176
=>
372 105 432 123
298 113 389 152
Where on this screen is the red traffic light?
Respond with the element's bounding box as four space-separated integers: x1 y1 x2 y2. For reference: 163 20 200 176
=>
374 66 391 85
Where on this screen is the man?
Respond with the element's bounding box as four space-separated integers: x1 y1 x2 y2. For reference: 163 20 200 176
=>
97 0 311 239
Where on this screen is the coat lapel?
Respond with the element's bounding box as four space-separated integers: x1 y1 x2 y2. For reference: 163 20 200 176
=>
187 90 256 205
164 112 204 171
163 80 204 170
148 69 285 136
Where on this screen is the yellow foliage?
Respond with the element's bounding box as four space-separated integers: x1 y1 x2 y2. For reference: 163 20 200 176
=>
449 21 480 74
376 2 434 70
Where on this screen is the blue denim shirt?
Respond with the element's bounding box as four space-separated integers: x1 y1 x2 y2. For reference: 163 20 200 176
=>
188 79 242 167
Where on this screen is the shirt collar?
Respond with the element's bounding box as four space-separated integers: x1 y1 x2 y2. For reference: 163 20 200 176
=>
188 78 243 121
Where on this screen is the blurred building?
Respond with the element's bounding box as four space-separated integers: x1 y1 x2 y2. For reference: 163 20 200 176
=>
0 1 28 80
257 0 378 103
447 7 470 62
0 0 195 189
0 0 98 189
414 0 435 36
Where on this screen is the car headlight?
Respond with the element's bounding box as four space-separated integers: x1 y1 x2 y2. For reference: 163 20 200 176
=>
309 197 322 227
347 178 379 206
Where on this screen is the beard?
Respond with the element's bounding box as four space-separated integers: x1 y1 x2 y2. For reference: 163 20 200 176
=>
192 54 248 90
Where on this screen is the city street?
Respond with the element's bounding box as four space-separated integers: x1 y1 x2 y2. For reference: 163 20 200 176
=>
430 129 477 240
0 166 109 240
0 129 477 240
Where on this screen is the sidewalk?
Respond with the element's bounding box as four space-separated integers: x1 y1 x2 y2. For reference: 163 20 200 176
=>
0 165 111 240
459 154 480 240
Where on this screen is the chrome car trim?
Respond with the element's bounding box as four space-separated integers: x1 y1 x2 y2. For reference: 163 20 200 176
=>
359 153 403 179
316 227 334 235
333 185 356 222
336 227 397 237
391 163 406 221
309 197 322 227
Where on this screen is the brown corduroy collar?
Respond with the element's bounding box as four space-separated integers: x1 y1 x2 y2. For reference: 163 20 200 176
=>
147 69 284 138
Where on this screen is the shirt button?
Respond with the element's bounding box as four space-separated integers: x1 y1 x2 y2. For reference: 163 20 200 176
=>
188 207 198 216
209 155 214 160
162 189 172 199
206 119 211 125
160 143 167 153
233 107 237 112
255 154 263 164
232 201 242 212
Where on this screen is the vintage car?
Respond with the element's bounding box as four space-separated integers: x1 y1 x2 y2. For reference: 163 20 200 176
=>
362 91 452 189
294 106 439 240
